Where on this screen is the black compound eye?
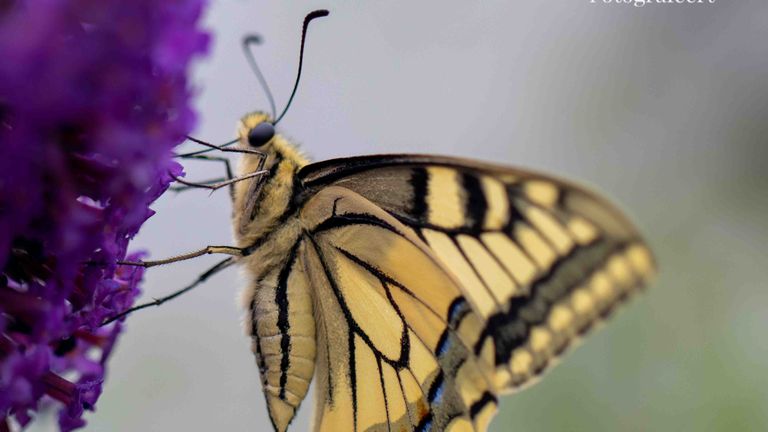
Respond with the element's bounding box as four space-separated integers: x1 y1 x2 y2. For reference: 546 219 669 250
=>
247 122 275 147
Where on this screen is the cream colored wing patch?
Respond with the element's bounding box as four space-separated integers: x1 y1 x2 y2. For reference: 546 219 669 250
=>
301 187 501 432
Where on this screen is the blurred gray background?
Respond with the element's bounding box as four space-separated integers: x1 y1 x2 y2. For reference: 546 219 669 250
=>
39 0 768 431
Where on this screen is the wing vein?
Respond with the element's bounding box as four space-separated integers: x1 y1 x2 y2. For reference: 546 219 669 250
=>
377 356 393 432
450 235 504 309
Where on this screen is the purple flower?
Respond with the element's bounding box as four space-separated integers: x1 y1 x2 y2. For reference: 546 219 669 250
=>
0 1 209 430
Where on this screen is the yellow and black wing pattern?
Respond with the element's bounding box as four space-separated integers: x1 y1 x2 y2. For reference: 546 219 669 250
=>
296 155 656 432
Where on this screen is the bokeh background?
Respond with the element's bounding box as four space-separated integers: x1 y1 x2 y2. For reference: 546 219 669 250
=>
34 1 768 431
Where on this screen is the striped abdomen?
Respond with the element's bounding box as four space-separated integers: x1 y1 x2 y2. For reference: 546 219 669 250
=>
246 240 315 432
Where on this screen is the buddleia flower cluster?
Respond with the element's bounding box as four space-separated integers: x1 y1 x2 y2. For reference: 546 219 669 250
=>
0 1 209 430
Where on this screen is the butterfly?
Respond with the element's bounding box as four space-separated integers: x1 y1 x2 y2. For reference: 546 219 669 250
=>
225 111 656 432
124 9 656 432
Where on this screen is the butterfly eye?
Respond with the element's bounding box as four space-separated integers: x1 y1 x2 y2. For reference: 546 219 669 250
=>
248 122 275 147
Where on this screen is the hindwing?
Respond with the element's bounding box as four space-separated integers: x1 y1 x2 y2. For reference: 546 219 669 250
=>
299 187 498 432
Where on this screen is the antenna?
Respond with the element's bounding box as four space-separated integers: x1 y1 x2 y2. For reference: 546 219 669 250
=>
242 35 277 120
242 10 329 125
274 9 330 124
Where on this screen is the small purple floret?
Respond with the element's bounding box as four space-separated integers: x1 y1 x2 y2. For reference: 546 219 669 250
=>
0 0 209 430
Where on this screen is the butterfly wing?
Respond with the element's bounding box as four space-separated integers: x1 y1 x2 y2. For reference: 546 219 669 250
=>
298 155 655 397
299 186 500 432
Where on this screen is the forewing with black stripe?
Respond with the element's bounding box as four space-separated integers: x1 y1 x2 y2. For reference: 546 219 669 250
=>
299 155 656 393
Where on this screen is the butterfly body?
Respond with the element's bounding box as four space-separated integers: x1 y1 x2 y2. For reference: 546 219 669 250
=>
233 112 656 432
233 113 315 432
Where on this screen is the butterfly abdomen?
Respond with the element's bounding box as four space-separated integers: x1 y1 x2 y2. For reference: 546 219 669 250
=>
244 238 316 432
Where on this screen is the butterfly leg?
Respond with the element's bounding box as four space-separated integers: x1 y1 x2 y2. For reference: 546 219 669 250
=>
118 245 246 268
169 169 269 196
173 136 237 158
176 136 263 158
174 134 258 158
102 257 235 325
171 154 236 199
237 153 269 234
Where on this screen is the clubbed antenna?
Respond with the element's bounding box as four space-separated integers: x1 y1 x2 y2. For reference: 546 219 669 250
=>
274 9 330 125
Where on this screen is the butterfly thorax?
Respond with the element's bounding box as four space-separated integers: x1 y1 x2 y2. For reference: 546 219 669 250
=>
233 113 310 277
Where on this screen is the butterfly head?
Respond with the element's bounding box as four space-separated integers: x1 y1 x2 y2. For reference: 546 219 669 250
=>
236 111 308 173
239 112 275 149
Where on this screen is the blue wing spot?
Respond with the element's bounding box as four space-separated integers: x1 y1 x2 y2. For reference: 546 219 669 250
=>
428 371 445 405
447 298 466 323
436 331 451 357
